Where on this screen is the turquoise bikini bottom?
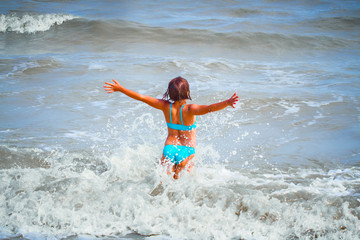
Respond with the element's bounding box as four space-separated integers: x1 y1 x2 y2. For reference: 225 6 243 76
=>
163 145 195 164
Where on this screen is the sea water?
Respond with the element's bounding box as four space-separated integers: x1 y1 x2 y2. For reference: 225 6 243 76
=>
0 0 359 239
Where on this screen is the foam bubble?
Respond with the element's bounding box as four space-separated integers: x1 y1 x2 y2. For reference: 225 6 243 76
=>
88 63 108 71
1 141 359 239
278 100 300 115
0 13 79 34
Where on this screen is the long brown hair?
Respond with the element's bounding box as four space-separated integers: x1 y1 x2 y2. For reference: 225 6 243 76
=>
163 76 191 102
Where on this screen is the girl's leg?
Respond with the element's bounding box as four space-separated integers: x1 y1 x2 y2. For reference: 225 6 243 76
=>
160 154 172 175
187 161 194 172
173 154 194 179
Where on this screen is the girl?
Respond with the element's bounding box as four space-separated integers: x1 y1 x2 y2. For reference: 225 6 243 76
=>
104 76 238 179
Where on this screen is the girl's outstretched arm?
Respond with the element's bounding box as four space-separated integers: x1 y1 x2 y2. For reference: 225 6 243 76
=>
189 92 239 115
104 79 165 110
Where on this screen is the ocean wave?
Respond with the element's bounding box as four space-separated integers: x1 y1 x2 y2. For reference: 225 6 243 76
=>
0 13 79 33
5 57 63 77
0 143 359 239
58 19 356 52
1 17 357 56
227 7 289 18
305 16 360 32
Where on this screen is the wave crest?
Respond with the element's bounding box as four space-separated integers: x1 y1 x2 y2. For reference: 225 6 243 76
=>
0 13 79 33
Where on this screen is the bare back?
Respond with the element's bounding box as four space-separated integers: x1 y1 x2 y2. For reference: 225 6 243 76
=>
163 101 196 148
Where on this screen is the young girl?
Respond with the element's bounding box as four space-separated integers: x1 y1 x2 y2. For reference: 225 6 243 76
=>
104 76 238 179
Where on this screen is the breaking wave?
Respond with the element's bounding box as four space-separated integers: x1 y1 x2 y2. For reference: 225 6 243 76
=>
0 13 79 33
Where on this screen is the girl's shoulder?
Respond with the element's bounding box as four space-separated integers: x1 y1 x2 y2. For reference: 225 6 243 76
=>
160 99 172 110
184 103 199 114
185 103 198 109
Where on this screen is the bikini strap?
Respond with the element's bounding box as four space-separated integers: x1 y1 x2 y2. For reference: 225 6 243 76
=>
180 104 185 125
169 103 173 123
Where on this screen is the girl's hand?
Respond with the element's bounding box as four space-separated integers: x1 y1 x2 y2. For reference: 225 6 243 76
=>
228 92 239 108
104 79 122 93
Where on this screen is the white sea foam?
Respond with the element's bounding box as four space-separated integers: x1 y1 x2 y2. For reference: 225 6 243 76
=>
0 13 79 33
88 62 108 71
273 100 300 118
0 144 359 239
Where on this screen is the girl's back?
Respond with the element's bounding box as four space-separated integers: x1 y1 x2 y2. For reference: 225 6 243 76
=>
164 101 197 148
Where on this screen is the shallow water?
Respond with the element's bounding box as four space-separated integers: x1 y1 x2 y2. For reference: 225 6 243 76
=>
0 0 359 239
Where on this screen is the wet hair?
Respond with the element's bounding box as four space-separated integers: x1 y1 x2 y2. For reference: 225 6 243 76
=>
163 76 192 102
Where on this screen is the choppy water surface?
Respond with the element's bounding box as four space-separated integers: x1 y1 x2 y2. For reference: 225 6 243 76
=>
0 0 359 239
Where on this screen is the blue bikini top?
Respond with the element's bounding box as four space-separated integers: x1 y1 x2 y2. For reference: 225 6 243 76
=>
167 103 197 131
